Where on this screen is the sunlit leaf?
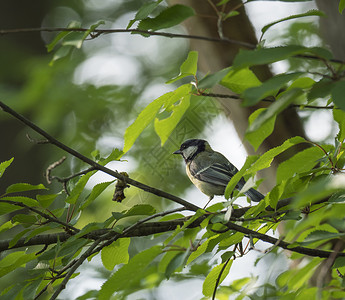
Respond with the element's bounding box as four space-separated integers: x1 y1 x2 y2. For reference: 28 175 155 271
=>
167 51 198 83
202 260 233 297
101 238 130 271
0 157 14 178
6 183 46 194
99 246 162 300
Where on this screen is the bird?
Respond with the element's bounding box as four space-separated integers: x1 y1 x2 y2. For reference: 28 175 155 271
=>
173 139 264 205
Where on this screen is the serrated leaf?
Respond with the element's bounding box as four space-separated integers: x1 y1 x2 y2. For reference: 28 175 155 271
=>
332 81 345 112
101 238 130 271
220 68 261 93
202 260 233 297
0 251 37 277
154 84 191 145
247 88 304 133
81 180 115 210
300 230 344 246
260 10 325 40
99 148 124 166
247 136 306 174
99 246 162 300
137 4 195 32
165 251 190 279
167 51 198 83
307 78 335 102
124 92 169 153
198 67 231 89
245 108 276 150
6 183 46 194
123 204 156 217
9 228 31 248
224 156 258 199
1 196 39 207
242 72 302 106
333 257 345 268
333 109 345 142
11 214 37 226
36 194 58 208
233 45 332 69
0 157 14 178
65 171 95 204
293 174 345 208
276 146 326 183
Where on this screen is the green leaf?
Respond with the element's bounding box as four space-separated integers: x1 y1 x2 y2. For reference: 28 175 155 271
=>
6 183 46 194
9 228 31 248
0 251 36 277
220 68 261 93
202 260 233 297
339 0 345 14
300 230 344 246
0 157 14 178
307 78 334 103
224 156 258 199
197 67 231 89
333 257 345 268
49 45 72 66
242 72 302 106
123 204 156 217
124 91 169 153
131 0 163 23
99 246 162 300
245 108 276 151
154 84 192 145
137 4 195 32
276 146 327 183
1 196 39 207
99 148 124 166
36 194 58 208
233 45 332 69
332 81 345 112
165 251 190 279
247 136 306 174
65 171 95 204
247 88 304 133
260 10 325 40
293 174 345 208
81 180 115 210
11 214 37 227
167 51 198 83
46 31 71 52
0 203 22 215
334 109 345 142
101 238 130 271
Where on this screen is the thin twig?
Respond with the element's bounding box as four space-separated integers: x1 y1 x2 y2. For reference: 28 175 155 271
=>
212 258 231 300
197 92 336 110
0 199 79 233
0 27 256 49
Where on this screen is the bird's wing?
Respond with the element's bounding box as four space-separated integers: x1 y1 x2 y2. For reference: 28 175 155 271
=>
190 162 237 187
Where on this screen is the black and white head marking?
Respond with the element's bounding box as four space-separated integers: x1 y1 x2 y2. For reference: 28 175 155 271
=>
175 139 207 162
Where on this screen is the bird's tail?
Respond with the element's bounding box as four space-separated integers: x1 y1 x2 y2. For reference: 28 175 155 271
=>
245 188 265 202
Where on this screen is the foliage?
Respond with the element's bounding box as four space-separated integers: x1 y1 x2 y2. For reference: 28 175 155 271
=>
1 1 345 300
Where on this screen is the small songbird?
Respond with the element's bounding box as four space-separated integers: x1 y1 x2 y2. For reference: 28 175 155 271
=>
173 139 264 204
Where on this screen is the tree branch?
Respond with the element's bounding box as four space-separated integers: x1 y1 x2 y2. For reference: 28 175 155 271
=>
0 27 256 49
0 101 201 212
198 92 336 110
0 27 344 64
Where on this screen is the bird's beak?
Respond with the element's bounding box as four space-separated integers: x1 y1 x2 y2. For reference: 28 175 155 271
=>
173 149 182 155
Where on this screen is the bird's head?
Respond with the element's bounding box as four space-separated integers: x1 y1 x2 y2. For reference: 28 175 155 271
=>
173 139 211 162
